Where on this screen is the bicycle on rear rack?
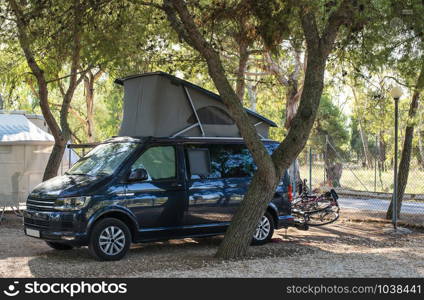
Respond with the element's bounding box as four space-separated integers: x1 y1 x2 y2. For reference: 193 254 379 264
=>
292 179 340 227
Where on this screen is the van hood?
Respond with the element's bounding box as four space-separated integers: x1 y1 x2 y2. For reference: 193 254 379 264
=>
29 174 108 199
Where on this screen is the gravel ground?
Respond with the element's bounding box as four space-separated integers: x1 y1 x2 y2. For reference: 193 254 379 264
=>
1 214 423 278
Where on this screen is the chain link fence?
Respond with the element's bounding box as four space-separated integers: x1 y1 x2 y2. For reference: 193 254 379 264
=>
297 141 424 226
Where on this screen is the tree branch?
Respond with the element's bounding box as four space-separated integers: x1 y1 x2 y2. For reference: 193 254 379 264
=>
60 0 84 141
45 66 95 84
320 0 355 57
164 0 275 172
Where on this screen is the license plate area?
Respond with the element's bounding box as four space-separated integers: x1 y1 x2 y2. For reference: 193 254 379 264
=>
26 228 40 238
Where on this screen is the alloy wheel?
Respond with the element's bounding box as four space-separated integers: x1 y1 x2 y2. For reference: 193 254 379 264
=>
254 216 271 241
99 226 126 256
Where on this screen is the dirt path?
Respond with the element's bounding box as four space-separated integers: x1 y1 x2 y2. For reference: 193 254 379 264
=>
1 214 423 278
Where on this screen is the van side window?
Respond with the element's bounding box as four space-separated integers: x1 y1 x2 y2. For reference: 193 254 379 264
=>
187 148 211 178
186 144 255 179
131 146 176 180
213 144 255 178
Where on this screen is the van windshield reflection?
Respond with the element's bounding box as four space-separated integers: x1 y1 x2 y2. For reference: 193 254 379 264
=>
66 142 137 177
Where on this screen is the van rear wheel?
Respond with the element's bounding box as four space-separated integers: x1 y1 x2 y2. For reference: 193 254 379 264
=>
88 218 131 261
251 212 275 245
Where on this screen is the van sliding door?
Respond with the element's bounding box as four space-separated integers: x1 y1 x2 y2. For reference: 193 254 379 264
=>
183 144 229 234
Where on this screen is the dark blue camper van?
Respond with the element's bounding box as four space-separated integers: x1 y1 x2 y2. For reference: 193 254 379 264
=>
23 136 296 260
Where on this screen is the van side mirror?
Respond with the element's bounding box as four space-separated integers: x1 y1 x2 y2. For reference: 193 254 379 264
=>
128 168 149 182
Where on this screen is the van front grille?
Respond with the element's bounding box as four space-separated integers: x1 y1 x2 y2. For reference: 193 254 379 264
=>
26 197 56 211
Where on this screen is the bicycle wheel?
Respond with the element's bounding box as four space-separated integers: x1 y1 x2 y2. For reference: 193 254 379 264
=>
293 197 333 213
305 206 340 226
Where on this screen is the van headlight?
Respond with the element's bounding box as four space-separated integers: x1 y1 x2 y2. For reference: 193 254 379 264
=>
54 196 91 211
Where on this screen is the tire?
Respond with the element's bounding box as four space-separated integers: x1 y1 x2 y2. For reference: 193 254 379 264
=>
306 206 340 226
88 218 131 261
45 241 73 250
251 212 275 245
293 197 332 213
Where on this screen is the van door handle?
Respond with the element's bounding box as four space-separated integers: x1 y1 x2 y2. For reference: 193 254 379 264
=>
116 192 134 197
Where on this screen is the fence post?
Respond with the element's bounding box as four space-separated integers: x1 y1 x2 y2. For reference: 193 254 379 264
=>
309 147 312 191
374 135 377 192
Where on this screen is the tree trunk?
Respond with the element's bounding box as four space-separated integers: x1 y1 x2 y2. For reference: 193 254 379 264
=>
350 84 373 168
358 120 373 168
386 61 424 219
164 0 353 259
83 69 102 143
235 40 249 101
84 74 95 143
214 169 278 258
217 45 328 259
264 50 304 129
43 143 67 179
386 121 416 219
378 131 387 171
284 50 303 129
246 79 257 111
414 145 424 169
324 137 342 187
417 129 424 169
325 162 343 187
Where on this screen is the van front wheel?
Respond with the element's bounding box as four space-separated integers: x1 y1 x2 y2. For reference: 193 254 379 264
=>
88 218 131 261
251 212 275 245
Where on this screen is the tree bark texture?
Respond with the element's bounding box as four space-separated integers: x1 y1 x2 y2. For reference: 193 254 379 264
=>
84 70 103 143
324 137 342 187
264 50 304 129
246 79 257 111
235 40 249 101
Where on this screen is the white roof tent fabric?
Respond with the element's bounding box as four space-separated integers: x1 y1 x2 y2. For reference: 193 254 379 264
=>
115 72 277 138
0 114 53 145
0 114 79 207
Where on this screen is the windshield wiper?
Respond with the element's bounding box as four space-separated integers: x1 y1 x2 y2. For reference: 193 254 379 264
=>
95 172 111 177
66 172 88 176
66 172 111 177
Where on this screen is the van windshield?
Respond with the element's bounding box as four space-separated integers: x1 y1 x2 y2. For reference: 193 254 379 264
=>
66 142 138 176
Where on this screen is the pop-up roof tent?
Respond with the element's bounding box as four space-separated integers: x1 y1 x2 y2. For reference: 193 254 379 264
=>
115 72 277 138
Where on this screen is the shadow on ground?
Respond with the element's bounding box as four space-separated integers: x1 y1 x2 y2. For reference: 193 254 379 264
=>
1 213 423 277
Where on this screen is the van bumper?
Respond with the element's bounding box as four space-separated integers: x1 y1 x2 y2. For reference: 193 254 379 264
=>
277 215 309 230
277 215 295 228
23 209 88 246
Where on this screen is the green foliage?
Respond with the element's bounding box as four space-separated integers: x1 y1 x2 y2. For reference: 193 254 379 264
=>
248 0 297 51
309 95 349 155
0 0 423 176
94 79 123 141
